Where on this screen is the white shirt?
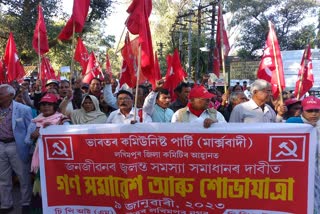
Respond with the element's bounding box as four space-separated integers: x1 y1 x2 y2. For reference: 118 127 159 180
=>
171 107 227 123
229 99 282 123
106 107 151 124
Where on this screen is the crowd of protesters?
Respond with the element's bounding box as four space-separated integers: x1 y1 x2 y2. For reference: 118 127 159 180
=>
0 74 320 213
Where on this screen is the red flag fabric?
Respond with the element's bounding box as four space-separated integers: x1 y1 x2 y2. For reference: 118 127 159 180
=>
0 58 5 84
82 52 103 84
120 33 137 88
40 56 57 83
213 5 230 77
126 0 155 88
163 49 187 98
257 22 285 99
120 33 147 88
32 5 49 55
119 60 133 88
74 37 89 75
105 52 112 79
58 0 90 40
294 45 313 99
4 32 25 83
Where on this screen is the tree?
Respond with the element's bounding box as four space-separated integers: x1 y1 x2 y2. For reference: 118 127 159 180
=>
225 0 318 59
0 0 114 68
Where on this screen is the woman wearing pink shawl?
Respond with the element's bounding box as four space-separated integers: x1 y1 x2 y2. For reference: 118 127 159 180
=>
24 93 70 211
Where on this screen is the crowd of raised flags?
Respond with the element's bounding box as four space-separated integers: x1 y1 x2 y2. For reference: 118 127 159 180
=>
0 0 315 101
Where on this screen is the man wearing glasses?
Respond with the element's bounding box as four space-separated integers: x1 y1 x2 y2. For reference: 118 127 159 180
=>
229 79 287 123
106 90 151 124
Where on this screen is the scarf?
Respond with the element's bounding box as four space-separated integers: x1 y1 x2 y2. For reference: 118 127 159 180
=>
187 102 204 117
71 95 107 124
32 112 65 127
31 111 68 175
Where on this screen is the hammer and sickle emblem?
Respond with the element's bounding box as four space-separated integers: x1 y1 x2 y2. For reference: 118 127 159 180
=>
275 140 297 157
52 140 68 157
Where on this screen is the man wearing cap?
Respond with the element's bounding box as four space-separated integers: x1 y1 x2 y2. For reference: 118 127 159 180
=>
286 96 320 126
286 96 320 212
45 79 59 91
0 84 33 212
171 85 226 127
229 79 287 123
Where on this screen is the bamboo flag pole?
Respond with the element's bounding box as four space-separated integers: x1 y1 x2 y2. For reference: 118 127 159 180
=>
70 21 76 82
133 44 142 122
269 21 283 104
115 25 127 54
219 2 227 93
38 3 42 80
296 46 308 100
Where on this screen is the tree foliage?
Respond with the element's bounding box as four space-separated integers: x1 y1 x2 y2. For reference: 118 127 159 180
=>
0 0 114 70
225 0 318 59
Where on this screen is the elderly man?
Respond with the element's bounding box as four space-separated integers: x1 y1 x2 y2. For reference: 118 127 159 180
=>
218 91 248 122
229 79 287 123
106 90 151 124
171 85 226 127
0 84 33 212
286 96 320 212
103 75 149 110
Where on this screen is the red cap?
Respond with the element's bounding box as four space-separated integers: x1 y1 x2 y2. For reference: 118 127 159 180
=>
302 96 320 111
40 93 58 103
189 85 214 99
285 98 301 107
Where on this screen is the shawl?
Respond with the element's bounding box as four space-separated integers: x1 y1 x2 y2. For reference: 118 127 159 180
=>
32 111 66 127
71 95 107 124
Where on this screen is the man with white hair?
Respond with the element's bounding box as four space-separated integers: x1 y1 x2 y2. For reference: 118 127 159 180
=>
229 79 287 123
0 84 33 212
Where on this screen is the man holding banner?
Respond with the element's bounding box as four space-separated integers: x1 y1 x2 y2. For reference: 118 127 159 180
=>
171 85 226 127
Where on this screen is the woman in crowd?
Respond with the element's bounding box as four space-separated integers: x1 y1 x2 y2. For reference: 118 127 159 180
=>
24 93 70 213
286 96 320 212
283 98 302 120
70 95 107 124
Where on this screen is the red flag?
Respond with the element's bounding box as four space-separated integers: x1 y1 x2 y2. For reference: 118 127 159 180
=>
40 56 57 83
74 37 89 75
32 5 49 55
58 0 90 40
82 52 103 84
4 32 25 83
257 21 285 99
213 5 230 77
294 45 313 99
126 0 155 88
119 60 133 88
105 52 112 79
163 49 187 98
120 33 147 88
